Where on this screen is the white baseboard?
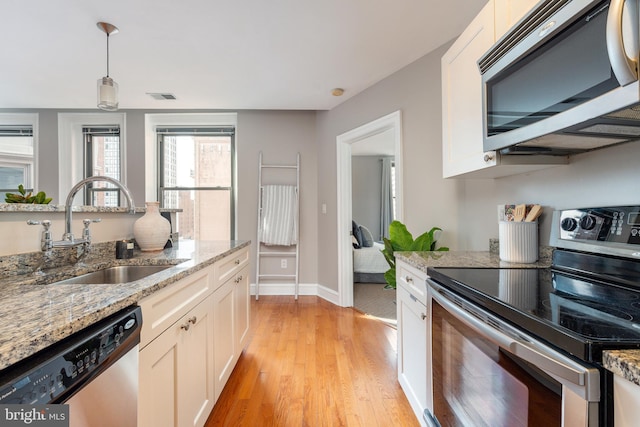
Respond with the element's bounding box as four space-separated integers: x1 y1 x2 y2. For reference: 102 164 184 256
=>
251 282 340 306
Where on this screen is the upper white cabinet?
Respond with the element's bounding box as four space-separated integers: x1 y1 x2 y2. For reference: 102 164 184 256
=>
441 0 567 179
494 0 541 40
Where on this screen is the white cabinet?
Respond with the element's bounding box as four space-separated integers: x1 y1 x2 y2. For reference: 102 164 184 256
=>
397 260 430 426
213 278 235 400
138 245 251 427
212 248 251 400
441 0 567 179
139 294 215 427
614 374 640 427
494 0 540 40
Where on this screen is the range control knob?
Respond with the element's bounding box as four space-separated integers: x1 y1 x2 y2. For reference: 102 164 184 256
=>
579 215 597 230
561 217 578 231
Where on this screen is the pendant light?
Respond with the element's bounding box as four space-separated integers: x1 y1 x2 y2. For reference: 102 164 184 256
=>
96 22 119 111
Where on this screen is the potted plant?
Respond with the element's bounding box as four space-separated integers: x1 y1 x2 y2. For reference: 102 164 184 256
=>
381 220 449 289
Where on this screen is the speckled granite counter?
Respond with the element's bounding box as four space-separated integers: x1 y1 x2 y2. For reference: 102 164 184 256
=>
603 350 640 385
395 247 553 273
0 240 249 372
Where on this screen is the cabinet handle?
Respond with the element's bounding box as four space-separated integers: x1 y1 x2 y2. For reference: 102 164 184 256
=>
188 316 197 324
484 153 495 162
405 275 413 284
235 259 240 265
421 313 427 320
180 323 190 331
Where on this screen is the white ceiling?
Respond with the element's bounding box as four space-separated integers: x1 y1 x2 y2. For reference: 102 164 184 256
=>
2 0 486 110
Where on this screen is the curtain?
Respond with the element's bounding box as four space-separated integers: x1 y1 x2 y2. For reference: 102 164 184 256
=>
380 157 394 239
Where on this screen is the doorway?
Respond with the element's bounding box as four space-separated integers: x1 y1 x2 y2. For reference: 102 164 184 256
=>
336 111 403 308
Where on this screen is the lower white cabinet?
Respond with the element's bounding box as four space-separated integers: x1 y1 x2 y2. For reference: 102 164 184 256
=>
139 294 215 427
397 260 430 426
614 374 640 427
138 246 251 427
213 264 250 400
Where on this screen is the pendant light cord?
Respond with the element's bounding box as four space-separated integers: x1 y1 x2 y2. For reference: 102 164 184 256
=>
106 33 110 78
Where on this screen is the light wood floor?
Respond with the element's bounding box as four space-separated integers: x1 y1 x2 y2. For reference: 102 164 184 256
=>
205 296 420 427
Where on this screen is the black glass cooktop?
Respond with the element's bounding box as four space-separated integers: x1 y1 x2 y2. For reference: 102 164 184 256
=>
427 266 640 362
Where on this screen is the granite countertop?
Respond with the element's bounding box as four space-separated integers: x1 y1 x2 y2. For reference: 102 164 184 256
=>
603 350 640 386
0 240 249 372
395 248 553 272
0 204 180 213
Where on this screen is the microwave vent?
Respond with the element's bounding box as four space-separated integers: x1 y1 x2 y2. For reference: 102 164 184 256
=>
479 0 571 74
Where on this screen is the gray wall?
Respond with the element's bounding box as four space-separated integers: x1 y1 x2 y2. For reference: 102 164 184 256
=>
3 108 318 285
315 37 640 295
316 42 461 293
351 156 382 240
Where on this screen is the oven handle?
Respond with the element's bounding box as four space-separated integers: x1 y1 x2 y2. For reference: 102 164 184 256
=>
430 284 594 392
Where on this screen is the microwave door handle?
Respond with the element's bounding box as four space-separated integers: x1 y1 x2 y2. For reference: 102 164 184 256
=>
431 288 588 389
607 0 638 86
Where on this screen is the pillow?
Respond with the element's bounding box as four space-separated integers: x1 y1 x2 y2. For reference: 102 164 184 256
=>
359 225 374 247
352 220 363 248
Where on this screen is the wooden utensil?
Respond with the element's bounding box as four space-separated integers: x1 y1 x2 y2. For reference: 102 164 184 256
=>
514 204 526 222
525 204 543 222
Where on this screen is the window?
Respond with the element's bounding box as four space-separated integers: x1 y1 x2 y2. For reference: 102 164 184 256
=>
158 127 235 240
83 126 122 206
0 125 34 201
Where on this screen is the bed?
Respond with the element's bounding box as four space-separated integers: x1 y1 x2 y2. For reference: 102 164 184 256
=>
352 221 388 283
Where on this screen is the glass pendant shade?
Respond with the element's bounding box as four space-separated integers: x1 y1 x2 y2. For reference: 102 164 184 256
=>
97 76 119 111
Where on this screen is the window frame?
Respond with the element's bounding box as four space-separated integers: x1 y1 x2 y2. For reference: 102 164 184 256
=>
83 126 122 206
157 127 236 240
0 114 38 194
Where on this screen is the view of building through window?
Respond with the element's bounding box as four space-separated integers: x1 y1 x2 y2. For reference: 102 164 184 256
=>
0 126 34 201
160 132 234 241
83 127 121 206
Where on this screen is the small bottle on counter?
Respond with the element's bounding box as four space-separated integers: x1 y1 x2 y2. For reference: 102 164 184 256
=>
115 240 135 259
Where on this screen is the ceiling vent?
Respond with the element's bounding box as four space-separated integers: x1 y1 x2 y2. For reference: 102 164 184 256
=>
146 93 177 100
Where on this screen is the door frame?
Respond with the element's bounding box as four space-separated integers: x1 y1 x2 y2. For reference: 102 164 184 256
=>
336 110 403 307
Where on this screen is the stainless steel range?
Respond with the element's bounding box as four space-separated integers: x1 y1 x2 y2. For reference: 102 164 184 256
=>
426 206 640 427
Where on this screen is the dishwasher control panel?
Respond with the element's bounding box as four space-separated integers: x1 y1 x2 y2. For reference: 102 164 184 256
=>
0 306 141 405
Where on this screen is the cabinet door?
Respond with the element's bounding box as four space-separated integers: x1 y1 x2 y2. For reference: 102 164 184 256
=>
138 297 214 427
397 285 429 423
234 266 250 354
495 0 540 39
614 375 640 427
139 316 181 427
442 1 496 178
213 279 235 400
180 295 215 427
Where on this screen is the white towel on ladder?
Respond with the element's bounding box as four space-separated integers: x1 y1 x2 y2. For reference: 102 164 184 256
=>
259 185 298 246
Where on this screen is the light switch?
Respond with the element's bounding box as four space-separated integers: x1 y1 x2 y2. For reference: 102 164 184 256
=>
322 203 327 214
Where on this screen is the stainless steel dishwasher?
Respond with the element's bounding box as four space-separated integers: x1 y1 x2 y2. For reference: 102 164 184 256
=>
0 306 141 427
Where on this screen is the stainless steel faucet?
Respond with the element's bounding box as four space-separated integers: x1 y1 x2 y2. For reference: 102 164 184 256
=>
62 176 136 244
28 176 136 251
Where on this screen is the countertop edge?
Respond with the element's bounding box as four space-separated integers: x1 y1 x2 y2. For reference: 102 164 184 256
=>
603 350 640 386
0 240 250 372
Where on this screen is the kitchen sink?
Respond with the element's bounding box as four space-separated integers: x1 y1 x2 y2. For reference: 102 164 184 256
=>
52 265 173 285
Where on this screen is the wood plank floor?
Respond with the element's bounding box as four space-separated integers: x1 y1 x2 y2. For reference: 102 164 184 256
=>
205 296 420 427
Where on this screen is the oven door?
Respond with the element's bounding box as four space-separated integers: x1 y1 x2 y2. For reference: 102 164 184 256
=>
426 280 601 427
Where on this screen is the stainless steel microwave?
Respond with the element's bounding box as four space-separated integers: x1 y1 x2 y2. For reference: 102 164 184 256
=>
480 0 640 155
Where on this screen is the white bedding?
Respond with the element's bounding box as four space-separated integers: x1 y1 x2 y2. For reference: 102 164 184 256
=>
353 242 388 274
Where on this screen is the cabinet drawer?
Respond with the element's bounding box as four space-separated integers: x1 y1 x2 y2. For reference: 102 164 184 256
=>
214 247 249 286
139 266 212 348
397 261 428 306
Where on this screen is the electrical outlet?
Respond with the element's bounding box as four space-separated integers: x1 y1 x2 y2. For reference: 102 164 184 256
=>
280 259 287 269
